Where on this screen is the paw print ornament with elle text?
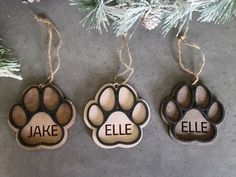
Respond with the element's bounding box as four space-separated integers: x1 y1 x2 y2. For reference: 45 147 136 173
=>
161 82 224 142
8 16 76 150
160 31 224 143
84 35 150 149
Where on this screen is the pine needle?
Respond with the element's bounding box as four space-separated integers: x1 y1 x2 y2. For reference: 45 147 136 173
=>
110 1 150 36
0 44 22 80
199 0 236 24
70 0 110 33
69 0 236 36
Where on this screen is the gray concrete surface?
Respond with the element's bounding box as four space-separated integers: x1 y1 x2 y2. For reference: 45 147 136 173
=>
0 0 236 177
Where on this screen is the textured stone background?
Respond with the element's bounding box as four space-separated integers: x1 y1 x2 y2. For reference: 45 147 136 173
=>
0 0 236 177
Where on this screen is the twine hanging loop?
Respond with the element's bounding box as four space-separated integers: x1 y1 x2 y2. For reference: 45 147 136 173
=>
177 27 206 85
114 34 134 85
35 15 62 87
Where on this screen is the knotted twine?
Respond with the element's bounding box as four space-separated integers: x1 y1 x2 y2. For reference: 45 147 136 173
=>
177 27 206 85
35 15 61 87
114 33 134 85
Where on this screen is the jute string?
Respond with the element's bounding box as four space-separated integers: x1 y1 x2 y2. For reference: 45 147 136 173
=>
114 34 134 84
177 27 206 85
35 15 61 87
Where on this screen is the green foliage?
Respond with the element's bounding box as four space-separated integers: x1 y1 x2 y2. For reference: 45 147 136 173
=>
69 0 98 11
109 1 150 36
199 0 236 24
162 1 211 35
69 0 236 36
0 43 22 80
70 0 110 33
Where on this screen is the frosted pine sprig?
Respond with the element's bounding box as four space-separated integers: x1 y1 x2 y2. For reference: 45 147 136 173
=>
70 0 236 36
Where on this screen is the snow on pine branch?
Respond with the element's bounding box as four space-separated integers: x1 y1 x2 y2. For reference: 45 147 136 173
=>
70 0 236 36
0 44 22 80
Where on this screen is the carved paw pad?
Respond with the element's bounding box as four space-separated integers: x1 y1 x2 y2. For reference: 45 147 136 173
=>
84 84 150 148
9 84 76 150
161 83 224 142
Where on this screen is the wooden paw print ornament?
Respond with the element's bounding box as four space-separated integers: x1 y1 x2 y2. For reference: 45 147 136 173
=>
9 84 76 150
160 32 224 143
84 83 150 149
8 16 76 150
84 35 150 149
161 82 224 143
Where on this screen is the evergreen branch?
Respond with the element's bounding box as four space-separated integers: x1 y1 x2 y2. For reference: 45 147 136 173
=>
199 0 236 24
162 0 211 35
69 0 97 11
70 0 236 36
107 1 150 36
70 0 110 33
22 0 40 3
0 44 22 80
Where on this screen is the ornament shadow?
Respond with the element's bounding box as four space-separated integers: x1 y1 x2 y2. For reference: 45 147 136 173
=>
150 74 191 135
71 70 117 135
168 28 196 73
149 29 194 136
2 76 45 115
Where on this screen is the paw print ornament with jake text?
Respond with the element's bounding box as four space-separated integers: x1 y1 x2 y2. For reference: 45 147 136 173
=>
84 35 150 149
8 16 76 150
160 31 224 143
